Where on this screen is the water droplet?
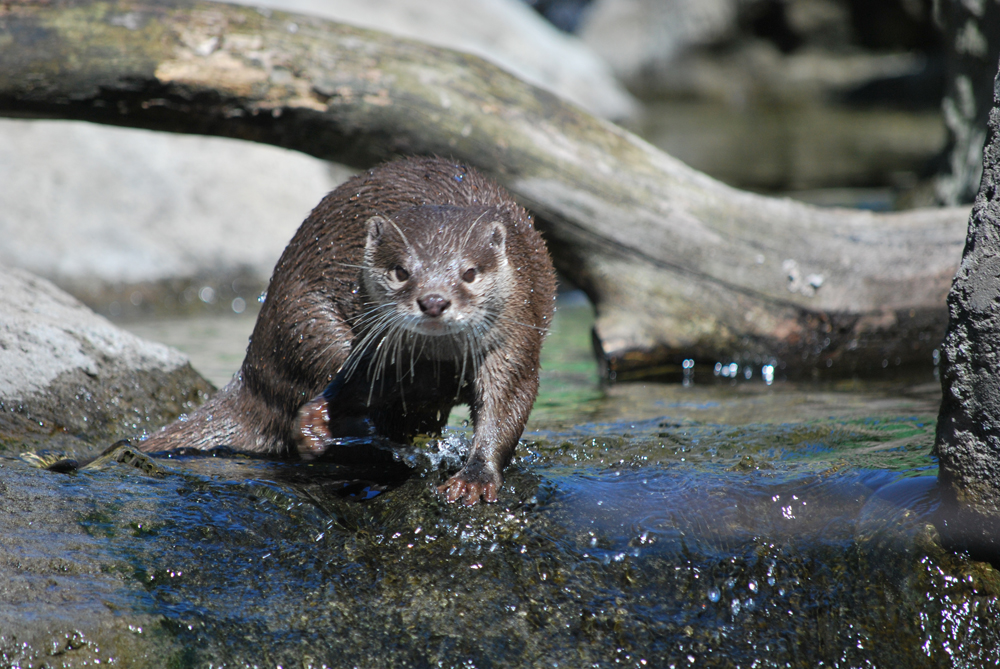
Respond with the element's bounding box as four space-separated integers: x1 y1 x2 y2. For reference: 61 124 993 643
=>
258 291 268 303
707 587 720 602
231 297 246 314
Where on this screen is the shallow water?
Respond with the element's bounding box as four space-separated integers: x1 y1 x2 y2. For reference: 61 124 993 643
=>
4 296 998 667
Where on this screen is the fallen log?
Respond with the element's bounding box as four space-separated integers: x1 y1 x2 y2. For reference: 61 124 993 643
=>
0 0 970 379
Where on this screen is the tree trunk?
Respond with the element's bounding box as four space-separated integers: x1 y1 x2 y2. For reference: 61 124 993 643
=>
0 0 970 379
934 55 1000 560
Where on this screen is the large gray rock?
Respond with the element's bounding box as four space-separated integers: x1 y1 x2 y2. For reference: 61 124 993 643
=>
0 120 345 316
0 264 213 452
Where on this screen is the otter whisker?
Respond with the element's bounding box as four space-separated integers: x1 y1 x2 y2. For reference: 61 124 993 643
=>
494 314 551 333
343 309 397 380
363 318 396 381
314 301 392 365
366 321 396 406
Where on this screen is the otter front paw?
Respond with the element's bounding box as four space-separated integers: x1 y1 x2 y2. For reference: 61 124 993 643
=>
295 395 332 460
437 460 502 505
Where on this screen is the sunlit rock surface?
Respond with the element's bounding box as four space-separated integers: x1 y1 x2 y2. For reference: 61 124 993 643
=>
0 265 213 451
0 120 347 318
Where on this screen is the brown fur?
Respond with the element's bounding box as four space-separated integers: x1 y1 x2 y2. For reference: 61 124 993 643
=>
140 157 556 504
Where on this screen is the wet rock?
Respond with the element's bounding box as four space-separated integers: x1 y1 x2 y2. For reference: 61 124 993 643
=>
1 419 997 666
935 57 1000 561
0 264 213 453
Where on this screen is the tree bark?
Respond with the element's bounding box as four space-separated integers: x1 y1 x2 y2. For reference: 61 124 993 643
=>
0 0 970 379
934 56 1000 560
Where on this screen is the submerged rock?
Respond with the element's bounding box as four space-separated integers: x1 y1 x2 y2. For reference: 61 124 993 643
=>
0 265 213 453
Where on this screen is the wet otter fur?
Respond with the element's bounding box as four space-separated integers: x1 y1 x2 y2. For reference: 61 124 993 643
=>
139 157 556 505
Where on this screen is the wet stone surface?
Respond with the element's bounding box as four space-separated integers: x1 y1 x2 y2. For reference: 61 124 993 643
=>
4 301 1000 667
3 414 1000 668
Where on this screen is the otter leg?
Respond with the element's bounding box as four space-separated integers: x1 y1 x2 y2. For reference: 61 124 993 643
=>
438 347 540 505
295 370 355 460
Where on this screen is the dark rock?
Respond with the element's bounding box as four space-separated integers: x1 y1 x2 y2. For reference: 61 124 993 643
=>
935 57 1000 560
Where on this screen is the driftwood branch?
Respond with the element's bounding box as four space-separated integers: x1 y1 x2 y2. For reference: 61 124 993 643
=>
0 0 970 379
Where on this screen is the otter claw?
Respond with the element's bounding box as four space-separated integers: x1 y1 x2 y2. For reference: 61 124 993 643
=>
295 396 331 460
438 472 500 505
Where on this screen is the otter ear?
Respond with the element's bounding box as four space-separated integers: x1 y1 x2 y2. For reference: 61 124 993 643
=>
489 222 507 254
365 216 387 249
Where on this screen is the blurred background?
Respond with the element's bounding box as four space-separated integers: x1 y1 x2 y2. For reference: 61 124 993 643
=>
0 0 994 384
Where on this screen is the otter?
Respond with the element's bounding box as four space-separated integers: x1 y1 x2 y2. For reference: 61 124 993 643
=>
139 157 556 505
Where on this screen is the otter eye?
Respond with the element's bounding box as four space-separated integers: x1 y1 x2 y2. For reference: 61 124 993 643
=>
462 267 477 283
392 266 410 282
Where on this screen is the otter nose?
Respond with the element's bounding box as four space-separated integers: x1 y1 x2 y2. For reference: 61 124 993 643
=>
418 294 450 317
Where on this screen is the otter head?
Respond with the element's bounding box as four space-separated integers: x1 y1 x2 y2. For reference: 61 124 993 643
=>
360 205 513 340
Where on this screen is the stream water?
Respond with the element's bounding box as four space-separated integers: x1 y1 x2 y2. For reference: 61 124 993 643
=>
3 294 999 668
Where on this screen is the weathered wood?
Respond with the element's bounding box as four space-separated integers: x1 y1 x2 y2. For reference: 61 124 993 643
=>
0 0 970 379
